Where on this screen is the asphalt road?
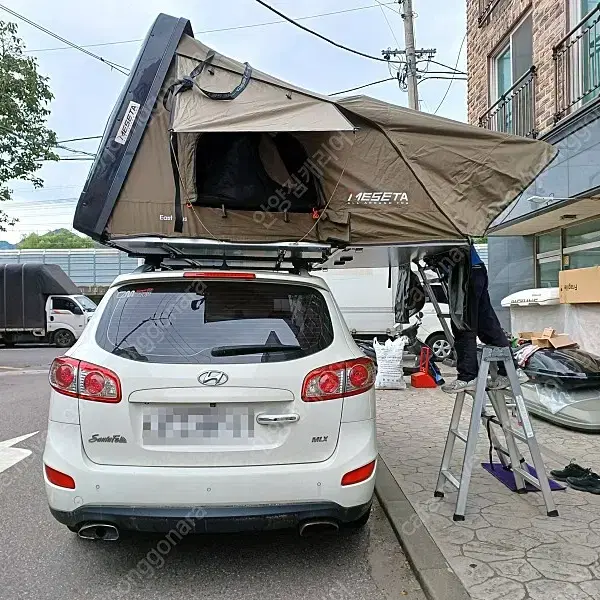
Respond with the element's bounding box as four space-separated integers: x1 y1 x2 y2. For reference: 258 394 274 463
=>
0 346 425 600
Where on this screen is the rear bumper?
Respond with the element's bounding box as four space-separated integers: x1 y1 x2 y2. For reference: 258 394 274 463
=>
43 419 377 527
50 501 372 533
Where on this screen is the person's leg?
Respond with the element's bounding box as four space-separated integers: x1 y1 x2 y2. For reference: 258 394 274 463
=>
452 320 478 382
474 267 510 376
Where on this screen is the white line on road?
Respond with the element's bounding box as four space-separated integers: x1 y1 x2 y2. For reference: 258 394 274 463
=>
0 432 39 474
0 369 48 377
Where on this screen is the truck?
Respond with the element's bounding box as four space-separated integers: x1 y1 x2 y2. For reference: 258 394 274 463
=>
0 263 97 348
315 266 453 360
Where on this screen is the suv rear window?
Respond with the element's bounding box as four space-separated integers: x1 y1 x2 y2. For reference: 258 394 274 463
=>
95 280 334 364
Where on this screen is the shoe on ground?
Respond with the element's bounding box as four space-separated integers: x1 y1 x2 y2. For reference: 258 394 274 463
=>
487 375 510 391
550 461 591 482
566 472 600 494
442 379 477 394
517 369 529 384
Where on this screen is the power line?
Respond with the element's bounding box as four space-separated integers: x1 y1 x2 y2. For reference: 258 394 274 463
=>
422 58 466 76
25 4 397 53
0 4 130 75
55 144 97 158
56 136 102 143
329 77 397 96
433 32 467 115
254 0 400 63
374 0 400 47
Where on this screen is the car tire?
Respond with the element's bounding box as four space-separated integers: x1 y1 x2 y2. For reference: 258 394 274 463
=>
426 333 452 361
344 506 371 530
54 329 76 348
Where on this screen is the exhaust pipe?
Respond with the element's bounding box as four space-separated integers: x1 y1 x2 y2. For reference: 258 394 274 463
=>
299 519 339 537
77 523 120 541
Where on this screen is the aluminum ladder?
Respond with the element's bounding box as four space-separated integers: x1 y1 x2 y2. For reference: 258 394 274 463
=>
434 345 559 521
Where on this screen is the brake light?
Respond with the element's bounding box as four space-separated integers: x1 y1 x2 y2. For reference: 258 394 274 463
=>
302 357 375 402
49 357 121 403
183 272 256 279
342 460 376 486
45 464 76 489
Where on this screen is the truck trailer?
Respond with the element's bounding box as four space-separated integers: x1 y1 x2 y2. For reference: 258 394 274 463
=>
0 263 96 348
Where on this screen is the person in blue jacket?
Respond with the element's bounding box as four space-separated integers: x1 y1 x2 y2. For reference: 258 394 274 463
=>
442 244 511 393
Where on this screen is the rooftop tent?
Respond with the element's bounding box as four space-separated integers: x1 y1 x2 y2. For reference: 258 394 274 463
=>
73 13 557 249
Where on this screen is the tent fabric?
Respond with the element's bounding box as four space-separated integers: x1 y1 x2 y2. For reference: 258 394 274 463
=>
103 22 557 246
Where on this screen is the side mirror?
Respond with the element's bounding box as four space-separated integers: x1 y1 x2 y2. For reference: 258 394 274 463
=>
418 312 424 319
72 306 83 315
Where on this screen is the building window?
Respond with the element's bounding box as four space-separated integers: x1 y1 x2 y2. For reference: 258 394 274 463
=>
482 14 535 136
535 218 600 286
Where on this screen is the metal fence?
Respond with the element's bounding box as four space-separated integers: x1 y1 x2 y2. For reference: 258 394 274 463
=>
479 66 537 138
554 2 600 122
0 249 139 287
478 0 502 26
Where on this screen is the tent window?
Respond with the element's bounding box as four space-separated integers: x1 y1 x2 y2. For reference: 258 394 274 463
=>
194 132 324 213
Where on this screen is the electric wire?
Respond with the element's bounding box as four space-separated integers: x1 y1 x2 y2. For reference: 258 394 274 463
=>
254 0 401 63
0 4 130 75
329 77 397 96
433 32 467 114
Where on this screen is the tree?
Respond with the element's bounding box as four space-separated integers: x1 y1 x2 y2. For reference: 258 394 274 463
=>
0 21 58 231
17 229 94 249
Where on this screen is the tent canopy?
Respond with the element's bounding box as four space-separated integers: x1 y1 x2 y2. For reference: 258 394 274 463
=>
73 13 557 249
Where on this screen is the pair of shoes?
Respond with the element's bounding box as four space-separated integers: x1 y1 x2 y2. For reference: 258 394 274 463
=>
441 379 477 394
487 375 510 391
550 461 590 482
550 462 600 493
567 472 600 494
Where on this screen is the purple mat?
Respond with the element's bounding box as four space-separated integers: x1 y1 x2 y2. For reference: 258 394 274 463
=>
482 462 566 492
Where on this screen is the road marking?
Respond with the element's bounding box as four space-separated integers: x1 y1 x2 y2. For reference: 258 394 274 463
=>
0 432 39 474
0 369 48 377
0 366 20 370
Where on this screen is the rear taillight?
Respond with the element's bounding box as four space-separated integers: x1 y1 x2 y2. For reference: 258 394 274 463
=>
341 460 376 486
302 357 375 402
45 464 76 489
49 357 121 403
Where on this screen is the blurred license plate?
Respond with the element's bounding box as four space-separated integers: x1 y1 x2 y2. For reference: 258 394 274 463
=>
142 405 255 445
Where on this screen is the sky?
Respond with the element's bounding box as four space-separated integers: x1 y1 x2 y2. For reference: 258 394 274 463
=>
1 0 467 243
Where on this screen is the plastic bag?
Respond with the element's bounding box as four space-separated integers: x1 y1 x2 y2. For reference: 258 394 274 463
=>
374 337 407 390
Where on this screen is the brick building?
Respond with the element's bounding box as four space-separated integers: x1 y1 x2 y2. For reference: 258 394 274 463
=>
466 0 600 325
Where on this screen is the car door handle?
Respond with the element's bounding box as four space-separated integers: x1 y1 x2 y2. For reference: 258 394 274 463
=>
256 414 300 425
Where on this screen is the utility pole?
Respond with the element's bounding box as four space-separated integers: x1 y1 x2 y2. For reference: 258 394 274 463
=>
381 1 436 111
400 0 419 110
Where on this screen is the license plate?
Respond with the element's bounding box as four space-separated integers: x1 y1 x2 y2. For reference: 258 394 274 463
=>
142 405 256 445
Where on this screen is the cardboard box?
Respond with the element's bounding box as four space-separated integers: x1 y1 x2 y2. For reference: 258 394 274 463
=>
530 331 577 349
518 331 541 340
559 266 600 304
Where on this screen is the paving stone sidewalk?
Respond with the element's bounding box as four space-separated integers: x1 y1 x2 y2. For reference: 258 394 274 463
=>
376 385 600 600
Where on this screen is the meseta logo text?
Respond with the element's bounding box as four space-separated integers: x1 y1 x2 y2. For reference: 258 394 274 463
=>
88 434 128 444
347 192 409 205
114 100 141 145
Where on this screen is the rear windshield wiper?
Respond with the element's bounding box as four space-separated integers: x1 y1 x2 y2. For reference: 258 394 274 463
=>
211 344 302 357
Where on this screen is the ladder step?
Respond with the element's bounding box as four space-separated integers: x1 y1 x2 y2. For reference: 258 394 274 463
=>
450 428 468 443
506 428 529 443
441 469 460 489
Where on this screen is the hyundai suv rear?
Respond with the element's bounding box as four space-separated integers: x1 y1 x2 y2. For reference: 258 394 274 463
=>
43 270 377 538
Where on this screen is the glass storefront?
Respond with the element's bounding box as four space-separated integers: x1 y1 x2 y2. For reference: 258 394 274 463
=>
536 217 600 286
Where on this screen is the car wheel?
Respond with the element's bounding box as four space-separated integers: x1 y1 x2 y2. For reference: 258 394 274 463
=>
344 506 371 530
426 333 452 361
54 329 76 348
2 334 16 347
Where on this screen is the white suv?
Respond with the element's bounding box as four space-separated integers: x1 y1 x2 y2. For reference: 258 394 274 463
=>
43 269 377 539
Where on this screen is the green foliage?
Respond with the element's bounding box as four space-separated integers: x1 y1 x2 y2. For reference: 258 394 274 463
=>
0 21 58 230
17 229 94 249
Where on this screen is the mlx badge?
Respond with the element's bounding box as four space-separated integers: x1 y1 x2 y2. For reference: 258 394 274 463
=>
88 434 128 444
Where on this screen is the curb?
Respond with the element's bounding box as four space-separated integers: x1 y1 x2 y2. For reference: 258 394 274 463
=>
375 455 471 600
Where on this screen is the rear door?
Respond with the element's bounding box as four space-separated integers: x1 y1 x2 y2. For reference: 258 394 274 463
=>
78 276 353 467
